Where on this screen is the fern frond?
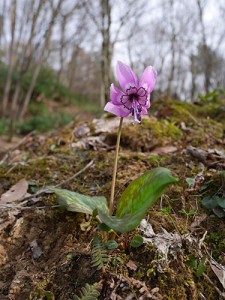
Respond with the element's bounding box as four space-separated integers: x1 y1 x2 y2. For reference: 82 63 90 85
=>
73 283 100 300
91 234 108 270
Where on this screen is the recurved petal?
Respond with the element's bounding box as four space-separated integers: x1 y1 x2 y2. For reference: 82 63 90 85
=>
143 96 151 109
104 102 131 117
116 61 138 92
141 107 148 115
110 83 123 105
139 66 157 93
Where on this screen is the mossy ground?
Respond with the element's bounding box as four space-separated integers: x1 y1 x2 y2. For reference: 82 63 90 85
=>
0 96 225 299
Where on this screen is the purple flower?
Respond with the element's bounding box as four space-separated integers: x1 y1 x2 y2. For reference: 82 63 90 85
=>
104 61 157 123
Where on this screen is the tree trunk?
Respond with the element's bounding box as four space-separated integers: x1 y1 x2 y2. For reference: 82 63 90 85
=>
2 0 17 117
100 0 111 107
196 0 209 93
18 0 62 121
10 0 44 118
167 0 176 96
0 0 6 50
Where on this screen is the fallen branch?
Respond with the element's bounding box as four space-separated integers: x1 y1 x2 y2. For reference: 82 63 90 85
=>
0 160 94 209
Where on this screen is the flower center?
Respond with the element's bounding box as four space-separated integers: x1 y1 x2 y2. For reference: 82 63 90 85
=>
120 86 148 122
121 87 147 109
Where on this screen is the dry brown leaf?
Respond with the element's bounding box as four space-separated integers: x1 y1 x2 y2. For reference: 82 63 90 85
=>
210 259 225 289
149 146 177 155
189 214 207 231
126 260 138 271
0 179 28 204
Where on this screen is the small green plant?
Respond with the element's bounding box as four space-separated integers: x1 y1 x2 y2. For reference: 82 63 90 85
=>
91 234 109 270
73 283 100 300
160 206 181 233
130 235 144 248
201 171 225 218
185 177 195 187
186 256 206 277
179 209 197 230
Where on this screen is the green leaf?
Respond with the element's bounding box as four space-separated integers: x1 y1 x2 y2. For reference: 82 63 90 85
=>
202 196 219 209
50 188 109 215
98 209 151 233
130 235 144 248
98 168 178 233
186 256 197 268
215 197 225 209
107 240 119 250
66 253 73 260
212 207 225 218
116 167 178 217
195 262 206 277
185 177 195 187
98 223 112 232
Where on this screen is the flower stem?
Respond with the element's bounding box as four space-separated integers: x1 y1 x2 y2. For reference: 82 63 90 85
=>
109 117 123 215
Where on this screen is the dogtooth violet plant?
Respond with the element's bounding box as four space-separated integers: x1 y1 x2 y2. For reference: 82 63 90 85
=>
50 61 178 233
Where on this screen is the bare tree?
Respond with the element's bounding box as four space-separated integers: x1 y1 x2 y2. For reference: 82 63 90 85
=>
1 0 17 116
18 0 63 121
0 0 6 51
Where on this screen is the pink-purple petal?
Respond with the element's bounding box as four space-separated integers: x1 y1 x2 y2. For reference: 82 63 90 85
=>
104 102 130 117
139 66 157 93
137 87 146 96
141 107 148 115
116 61 138 92
142 96 151 109
121 95 132 110
110 83 123 105
138 95 147 106
126 86 137 95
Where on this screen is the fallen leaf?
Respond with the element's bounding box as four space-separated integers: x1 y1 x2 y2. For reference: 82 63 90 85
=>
0 179 28 204
126 260 138 271
210 259 225 289
189 214 207 231
149 146 177 155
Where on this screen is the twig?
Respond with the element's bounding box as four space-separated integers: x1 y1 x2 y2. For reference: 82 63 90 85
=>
0 131 35 164
0 204 60 210
2 160 94 205
203 273 225 299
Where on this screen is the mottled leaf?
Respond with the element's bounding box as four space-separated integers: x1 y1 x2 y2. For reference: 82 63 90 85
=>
106 240 118 250
202 196 220 209
98 209 151 233
116 167 178 217
50 188 109 215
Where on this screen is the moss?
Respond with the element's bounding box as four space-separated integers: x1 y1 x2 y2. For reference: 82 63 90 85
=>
142 118 183 141
206 231 225 261
171 103 198 124
120 118 183 151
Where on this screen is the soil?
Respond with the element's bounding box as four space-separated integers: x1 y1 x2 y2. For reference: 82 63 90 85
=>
0 97 225 300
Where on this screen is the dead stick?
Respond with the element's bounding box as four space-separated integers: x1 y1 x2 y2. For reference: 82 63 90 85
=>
13 160 94 203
